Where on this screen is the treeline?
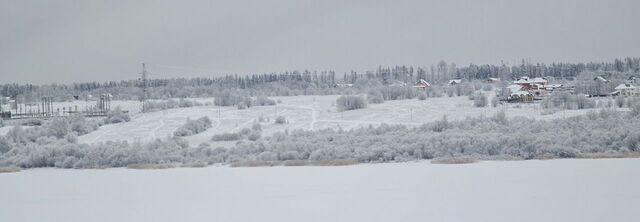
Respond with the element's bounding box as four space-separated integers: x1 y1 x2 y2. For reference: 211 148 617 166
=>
2 58 639 101
337 79 494 111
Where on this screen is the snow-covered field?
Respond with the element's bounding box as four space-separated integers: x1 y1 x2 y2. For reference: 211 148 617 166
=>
75 95 599 146
1 158 638 222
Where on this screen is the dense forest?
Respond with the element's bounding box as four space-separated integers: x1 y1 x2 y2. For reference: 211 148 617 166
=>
2 58 639 102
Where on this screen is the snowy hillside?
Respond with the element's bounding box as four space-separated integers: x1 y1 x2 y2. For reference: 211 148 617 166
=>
77 95 600 146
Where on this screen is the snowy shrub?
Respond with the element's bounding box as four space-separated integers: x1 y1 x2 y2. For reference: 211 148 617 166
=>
367 90 384 104
628 97 640 108
256 151 277 161
446 88 455 97
430 115 449 132
575 95 596 109
104 107 130 124
616 96 625 108
178 99 194 108
251 122 262 131
211 132 242 141
143 99 202 112
425 87 444 98
247 131 261 141
545 93 595 110
275 116 287 124
21 118 42 126
214 91 237 106
279 151 300 160
491 111 508 125
336 95 367 111
536 146 579 159
241 97 253 108
378 86 417 101
239 128 252 135
0 137 11 154
417 92 427 100
255 96 276 106
491 96 499 107
624 132 640 151
68 114 99 136
631 103 640 117
473 93 488 107
48 118 71 139
173 116 212 137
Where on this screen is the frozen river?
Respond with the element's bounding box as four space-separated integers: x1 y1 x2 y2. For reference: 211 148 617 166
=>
1 159 639 222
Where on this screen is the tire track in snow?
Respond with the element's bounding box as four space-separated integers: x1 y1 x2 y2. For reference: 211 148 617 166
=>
85 124 115 144
309 101 317 130
150 119 166 140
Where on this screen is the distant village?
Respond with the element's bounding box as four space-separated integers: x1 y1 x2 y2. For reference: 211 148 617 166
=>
405 75 639 103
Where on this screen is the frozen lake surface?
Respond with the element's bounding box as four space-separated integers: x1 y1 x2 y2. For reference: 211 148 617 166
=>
1 159 639 222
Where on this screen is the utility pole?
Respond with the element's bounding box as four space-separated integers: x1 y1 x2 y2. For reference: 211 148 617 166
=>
140 63 148 113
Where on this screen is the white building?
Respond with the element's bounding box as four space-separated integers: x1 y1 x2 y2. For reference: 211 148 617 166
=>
615 84 638 97
413 79 431 89
448 79 462 85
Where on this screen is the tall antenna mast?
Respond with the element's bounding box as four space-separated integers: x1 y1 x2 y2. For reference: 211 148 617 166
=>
140 63 148 112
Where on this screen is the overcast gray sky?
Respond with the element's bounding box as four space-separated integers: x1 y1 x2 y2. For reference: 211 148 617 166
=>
1 0 639 84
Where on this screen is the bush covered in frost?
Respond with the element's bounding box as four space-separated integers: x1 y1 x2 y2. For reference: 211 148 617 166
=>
255 96 276 106
214 90 246 107
211 132 242 141
2 109 640 169
275 116 287 124
225 109 640 163
366 90 384 104
541 92 596 110
174 116 212 137
144 98 203 112
104 107 131 124
473 93 488 107
336 95 367 111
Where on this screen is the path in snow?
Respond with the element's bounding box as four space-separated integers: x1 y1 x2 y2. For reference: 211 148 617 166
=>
150 119 165 140
310 100 318 130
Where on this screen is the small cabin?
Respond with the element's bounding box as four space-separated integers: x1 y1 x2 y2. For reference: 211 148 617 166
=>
413 79 431 90
448 79 462 85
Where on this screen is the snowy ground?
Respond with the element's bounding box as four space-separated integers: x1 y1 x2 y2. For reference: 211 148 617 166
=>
1 158 638 222
73 95 600 146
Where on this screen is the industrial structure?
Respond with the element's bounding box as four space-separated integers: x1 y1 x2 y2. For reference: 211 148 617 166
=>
0 94 112 120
